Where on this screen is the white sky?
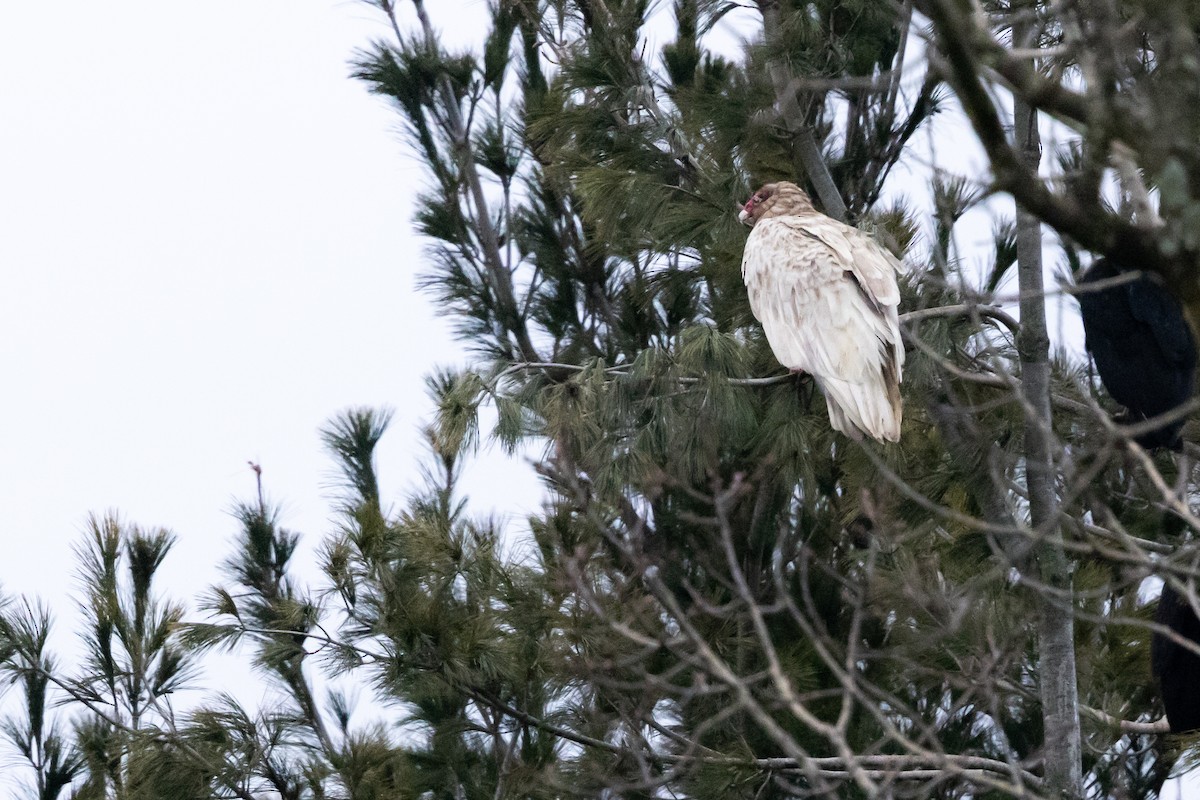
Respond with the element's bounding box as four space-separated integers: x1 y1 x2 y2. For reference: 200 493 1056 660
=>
0 1 1188 795
0 0 541 680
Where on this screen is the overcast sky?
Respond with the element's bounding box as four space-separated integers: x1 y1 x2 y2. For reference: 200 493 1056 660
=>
0 0 542 661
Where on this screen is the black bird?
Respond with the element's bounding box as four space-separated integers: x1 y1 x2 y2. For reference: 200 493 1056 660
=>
1152 583 1200 733
1077 258 1197 450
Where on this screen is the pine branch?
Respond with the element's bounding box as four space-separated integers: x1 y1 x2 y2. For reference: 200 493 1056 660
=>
1079 704 1170 735
756 2 847 221
916 0 1193 304
560 462 1048 794
713 474 880 795
388 0 538 362
20 659 259 800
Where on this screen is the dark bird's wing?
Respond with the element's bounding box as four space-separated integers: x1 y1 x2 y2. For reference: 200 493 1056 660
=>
1153 584 1200 733
1128 278 1195 367
1078 258 1196 449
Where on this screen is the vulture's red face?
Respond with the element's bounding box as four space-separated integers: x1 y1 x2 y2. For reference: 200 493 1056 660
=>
738 186 773 226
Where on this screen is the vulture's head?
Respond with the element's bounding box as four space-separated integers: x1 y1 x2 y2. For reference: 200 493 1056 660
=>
738 181 815 226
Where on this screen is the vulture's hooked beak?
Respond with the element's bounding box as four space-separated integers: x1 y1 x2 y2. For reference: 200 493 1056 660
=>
738 198 755 226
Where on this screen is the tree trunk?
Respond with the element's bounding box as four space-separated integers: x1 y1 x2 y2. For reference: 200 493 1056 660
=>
1013 64 1084 800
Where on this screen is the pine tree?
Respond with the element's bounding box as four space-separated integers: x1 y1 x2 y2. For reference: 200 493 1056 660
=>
0 514 216 800
4 1 1199 798
342 0 1196 797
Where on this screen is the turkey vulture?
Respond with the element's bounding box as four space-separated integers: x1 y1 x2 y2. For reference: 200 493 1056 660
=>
739 182 905 442
1153 583 1200 733
1077 258 1196 450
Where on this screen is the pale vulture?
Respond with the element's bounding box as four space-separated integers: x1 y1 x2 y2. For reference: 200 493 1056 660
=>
738 181 905 442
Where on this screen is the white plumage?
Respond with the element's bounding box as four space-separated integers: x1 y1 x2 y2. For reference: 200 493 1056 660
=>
738 182 905 442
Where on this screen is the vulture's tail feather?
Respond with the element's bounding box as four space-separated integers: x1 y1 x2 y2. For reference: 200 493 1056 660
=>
818 372 902 443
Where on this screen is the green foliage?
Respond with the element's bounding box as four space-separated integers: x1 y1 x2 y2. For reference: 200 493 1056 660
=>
0 601 83 800
0 1 1194 798
332 2 1182 795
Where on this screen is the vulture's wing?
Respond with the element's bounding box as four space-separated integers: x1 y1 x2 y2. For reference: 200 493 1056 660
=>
827 219 905 309
741 217 904 440
774 216 905 366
